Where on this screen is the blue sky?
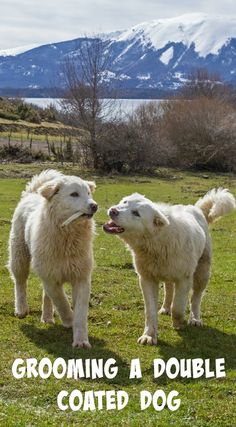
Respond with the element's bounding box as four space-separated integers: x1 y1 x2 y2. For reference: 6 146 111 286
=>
1 0 236 49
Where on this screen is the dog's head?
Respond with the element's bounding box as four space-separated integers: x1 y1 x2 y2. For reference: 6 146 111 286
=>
103 193 169 236
39 175 97 225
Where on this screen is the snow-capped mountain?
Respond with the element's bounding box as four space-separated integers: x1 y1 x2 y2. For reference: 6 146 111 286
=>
111 13 236 57
0 13 236 94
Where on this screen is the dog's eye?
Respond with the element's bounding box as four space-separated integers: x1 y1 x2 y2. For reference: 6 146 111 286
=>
70 192 79 197
123 200 127 204
132 210 140 217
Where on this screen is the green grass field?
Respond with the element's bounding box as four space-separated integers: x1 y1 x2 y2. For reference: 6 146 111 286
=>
0 166 235 426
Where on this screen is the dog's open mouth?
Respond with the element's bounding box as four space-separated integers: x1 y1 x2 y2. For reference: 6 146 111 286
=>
103 220 125 234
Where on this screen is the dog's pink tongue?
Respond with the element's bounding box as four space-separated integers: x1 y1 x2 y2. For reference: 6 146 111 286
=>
103 220 124 234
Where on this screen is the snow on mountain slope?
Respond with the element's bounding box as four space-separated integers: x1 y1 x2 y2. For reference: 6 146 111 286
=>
113 13 236 57
0 43 40 57
160 46 174 65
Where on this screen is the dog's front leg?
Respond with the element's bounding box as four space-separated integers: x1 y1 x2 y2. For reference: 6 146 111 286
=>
138 277 159 345
72 279 91 349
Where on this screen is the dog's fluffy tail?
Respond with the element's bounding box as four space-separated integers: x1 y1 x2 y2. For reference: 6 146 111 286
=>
195 188 236 224
24 169 63 194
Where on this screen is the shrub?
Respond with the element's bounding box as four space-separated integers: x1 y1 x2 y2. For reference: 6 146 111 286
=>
160 97 236 171
0 145 46 162
27 110 41 124
17 103 41 123
96 102 172 173
0 110 20 121
42 105 58 122
63 139 74 161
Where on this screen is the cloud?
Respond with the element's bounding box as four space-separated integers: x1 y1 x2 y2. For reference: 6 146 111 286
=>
1 0 236 49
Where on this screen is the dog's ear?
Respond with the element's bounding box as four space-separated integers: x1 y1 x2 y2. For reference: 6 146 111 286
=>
87 181 96 193
39 181 61 200
152 207 169 228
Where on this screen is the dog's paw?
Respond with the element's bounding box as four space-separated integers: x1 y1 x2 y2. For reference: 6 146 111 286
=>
62 318 73 328
41 316 55 324
188 318 203 327
159 306 171 315
172 314 186 330
172 320 186 330
137 335 157 346
72 340 92 349
15 304 29 318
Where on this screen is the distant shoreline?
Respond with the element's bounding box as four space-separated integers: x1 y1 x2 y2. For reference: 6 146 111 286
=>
0 88 174 100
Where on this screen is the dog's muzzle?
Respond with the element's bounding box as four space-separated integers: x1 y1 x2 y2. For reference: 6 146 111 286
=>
103 207 125 234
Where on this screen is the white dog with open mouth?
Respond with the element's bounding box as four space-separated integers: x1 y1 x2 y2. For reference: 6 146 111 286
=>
103 189 235 345
8 169 97 348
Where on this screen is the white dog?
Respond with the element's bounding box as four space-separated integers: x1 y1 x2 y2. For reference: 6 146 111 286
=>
103 189 235 345
8 170 97 348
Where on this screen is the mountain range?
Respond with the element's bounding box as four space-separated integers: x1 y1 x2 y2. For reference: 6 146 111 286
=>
0 13 236 97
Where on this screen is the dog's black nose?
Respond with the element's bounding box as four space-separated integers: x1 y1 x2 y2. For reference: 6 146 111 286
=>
110 207 119 216
90 203 98 213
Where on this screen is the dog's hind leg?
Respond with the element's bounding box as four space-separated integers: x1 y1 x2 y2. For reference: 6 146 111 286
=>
189 254 211 327
9 224 30 318
159 282 174 315
41 290 54 324
43 282 73 328
172 278 192 329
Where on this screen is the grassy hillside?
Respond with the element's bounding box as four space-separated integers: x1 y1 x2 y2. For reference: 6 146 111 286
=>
0 166 235 426
0 97 57 124
0 100 85 163
0 97 82 149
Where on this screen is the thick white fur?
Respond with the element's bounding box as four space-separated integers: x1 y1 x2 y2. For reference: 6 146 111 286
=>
107 189 235 345
8 169 97 348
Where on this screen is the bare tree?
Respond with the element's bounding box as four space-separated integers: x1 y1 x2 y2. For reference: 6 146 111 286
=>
61 36 117 168
179 68 223 99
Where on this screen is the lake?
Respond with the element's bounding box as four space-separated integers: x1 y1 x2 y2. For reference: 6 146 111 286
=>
24 98 164 118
